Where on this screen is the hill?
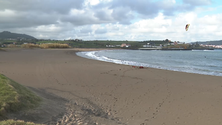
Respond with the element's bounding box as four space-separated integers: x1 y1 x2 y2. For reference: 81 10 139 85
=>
0 31 36 39
195 40 222 45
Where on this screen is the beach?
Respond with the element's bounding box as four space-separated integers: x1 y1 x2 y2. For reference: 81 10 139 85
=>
1 48 222 125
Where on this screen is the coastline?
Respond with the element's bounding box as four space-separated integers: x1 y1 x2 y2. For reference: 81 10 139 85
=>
77 49 222 77
1 48 222 125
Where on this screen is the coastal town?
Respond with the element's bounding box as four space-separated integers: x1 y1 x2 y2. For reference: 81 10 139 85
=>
0 31 222 50
1 38 222 50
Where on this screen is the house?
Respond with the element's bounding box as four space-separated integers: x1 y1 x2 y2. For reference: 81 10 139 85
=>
121 43 131 48
106 45 115 47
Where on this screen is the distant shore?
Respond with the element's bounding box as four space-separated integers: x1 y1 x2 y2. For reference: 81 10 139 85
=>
1 48 222 125
138 48 216 50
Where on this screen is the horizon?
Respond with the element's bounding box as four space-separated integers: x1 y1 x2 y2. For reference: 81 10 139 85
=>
0 0 222 43
0 30 222 44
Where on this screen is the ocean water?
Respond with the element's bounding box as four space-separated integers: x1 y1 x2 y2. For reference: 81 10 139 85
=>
76 49 222 76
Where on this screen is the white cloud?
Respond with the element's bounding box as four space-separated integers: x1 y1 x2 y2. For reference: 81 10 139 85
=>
159 0 176 9
70 9 85 15
129 13 172 34
85 0 100 6
0 0 221 42
35 25 62 32
0 9 16 17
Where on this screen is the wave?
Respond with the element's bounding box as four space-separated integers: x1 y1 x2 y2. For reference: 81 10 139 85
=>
76 50 222 77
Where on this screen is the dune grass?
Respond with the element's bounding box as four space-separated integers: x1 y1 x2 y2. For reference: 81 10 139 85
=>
7 44 17 48
0 119 43 125
20 43 70 49
21 44 40 48
0 48 5 51
0 74 41 120
39 43 70 49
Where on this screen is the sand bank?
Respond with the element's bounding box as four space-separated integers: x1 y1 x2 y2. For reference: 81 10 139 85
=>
1 48 222 125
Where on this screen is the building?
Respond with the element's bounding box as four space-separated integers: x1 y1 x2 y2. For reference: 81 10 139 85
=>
121 43 131 48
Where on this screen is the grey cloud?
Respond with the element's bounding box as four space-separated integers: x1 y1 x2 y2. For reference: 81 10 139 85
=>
92 5 134 24
156 1 177 16
108 0 208 18
111 7 134 24
0 0 84 14
0 0 84 29
110 0 159 18
95 28 107 34
93 35 107 40
176 4 194 12
0 0 202 30
61 14 99 26
0 11 58 28
80 26 92 34
183 0 212 6
1 23 77 40
94 9 114 22
0 0 213 40
61 9 113 26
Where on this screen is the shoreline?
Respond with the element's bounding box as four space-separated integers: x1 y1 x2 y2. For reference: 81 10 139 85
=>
76 49 222 77
1 48 222 125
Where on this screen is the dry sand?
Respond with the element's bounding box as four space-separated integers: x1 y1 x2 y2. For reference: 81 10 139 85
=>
1 48 222 125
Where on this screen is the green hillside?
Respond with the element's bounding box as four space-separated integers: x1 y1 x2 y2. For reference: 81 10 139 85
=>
0 31 36 39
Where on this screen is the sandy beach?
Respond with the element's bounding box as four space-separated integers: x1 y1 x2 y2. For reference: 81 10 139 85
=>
1 48 222 125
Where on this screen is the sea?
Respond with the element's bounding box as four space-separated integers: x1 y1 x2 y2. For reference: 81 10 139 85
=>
76 49 222 77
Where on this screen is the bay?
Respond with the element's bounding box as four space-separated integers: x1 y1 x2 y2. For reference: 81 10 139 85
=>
77 49 222 76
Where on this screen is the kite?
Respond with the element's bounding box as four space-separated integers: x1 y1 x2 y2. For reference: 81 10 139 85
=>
185 24 190 31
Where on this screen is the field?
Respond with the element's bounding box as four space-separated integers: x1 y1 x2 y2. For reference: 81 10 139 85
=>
21 43 70 48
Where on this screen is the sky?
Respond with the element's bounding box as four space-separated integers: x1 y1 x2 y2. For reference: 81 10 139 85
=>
0 0 222 43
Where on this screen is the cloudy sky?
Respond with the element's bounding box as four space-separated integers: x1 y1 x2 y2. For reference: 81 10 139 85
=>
0 0 222 42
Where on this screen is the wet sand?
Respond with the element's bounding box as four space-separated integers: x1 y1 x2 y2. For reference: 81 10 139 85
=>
1 48 222 125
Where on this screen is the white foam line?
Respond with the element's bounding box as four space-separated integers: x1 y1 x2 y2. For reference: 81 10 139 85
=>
77 51 222 77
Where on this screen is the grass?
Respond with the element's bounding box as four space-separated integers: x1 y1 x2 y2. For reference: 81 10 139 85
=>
0 48 6 51
0 119 43 125
7 44 17 48
0 74 41 120
39 43 70 49
20 43 70 49
21 44 39 48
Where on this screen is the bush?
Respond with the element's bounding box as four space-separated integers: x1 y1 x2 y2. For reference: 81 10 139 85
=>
21 44 39 48
7 44 17 48
39 43 70 48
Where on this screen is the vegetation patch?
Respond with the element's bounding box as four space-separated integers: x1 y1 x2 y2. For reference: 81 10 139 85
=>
19 43 71 49
0 119 43 125
21 44 40 48
7 44 17 48
0 74 41 120
39 43 70 49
